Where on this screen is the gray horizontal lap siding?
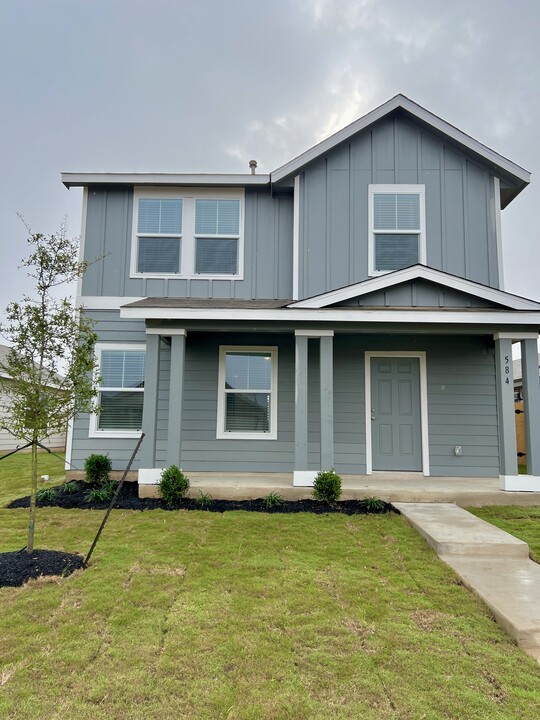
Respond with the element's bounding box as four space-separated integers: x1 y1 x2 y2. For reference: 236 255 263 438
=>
69 316 499 477
300 115 499 299
82 187 293 301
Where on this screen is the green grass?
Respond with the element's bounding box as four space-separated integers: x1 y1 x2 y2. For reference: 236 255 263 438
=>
0 450 66 507
469 506 540 563
1 460 539 718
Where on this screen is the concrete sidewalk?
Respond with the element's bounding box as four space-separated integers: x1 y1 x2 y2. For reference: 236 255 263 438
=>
395 503 540 663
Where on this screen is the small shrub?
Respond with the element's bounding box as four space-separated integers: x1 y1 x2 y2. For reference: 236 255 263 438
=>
312 469 342 503
158 466 190 505
36 487 58 502
84 454 112 484
363 496 386 513
84 479 117 503
264 492 283 509
195 491 213 510
61 481 78 495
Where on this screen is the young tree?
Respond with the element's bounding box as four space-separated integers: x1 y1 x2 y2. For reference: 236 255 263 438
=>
0 221 98 552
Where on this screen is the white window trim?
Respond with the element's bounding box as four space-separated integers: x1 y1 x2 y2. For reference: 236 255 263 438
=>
130 186 245 280
216 345 278 440
89 343 146 439
364 351 429 476
368 184 426 277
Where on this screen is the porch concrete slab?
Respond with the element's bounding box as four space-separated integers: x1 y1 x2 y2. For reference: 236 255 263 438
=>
442 556 540 659
393 503 529 557
137 472 540 505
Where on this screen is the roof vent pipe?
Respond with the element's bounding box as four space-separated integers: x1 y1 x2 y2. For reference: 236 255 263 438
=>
249 159 257 175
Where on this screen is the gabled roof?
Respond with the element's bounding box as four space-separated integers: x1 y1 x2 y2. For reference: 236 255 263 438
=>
271 95 530 204
289 265 540 311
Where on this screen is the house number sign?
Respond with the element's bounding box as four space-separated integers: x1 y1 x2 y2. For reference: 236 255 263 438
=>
505 355 510 385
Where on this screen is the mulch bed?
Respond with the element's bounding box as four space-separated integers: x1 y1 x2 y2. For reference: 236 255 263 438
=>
8 480 395 515
0 549 85 588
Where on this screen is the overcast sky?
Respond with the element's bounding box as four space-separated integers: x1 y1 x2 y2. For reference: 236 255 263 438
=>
1 0 539 314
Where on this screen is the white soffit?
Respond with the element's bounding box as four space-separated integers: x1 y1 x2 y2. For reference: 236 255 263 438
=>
289 265 540 311
270 95 530 185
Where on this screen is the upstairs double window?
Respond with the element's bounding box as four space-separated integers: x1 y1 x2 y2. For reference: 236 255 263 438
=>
368 184 425 275
132 188 243 278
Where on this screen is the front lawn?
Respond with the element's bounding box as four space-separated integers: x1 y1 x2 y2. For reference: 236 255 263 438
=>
0 450 66 507
469 506 540 563
1 504 539 718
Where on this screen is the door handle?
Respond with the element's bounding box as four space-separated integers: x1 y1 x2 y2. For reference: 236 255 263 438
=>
371 409 375 421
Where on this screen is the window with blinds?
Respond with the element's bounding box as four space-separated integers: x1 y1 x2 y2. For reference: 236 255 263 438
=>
369 185 425 274
217 347 278 439
95 348 145 433
195 199 240 274
136 198 182 273
132 190 243 278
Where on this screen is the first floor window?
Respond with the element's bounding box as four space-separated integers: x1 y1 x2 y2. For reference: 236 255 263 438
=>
369 185 425 274
217 346 277 439
93 345 146 434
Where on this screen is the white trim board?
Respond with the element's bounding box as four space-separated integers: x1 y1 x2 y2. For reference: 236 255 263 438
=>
364 351 430 476
292 175 300 301
120 305 540 325
62 173 270 188
290 265 540 310
271 94 530 185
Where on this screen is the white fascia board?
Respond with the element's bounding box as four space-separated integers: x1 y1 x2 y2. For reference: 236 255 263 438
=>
271 95 530 185
290 265 540 311
76 296 145 310
119 305 540 326
62 172 270 188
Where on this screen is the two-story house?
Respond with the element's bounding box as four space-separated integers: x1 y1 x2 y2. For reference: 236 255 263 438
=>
62 95 540 494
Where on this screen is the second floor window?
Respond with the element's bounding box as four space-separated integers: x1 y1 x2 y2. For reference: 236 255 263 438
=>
369 184 425 275
137 198 182 273
132 188 244 278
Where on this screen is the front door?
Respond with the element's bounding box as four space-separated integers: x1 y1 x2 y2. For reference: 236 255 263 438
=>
370 356 422 471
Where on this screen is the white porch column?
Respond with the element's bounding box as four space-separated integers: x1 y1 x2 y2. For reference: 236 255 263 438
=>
320 334 334 470
167 331 186 467
521 337 540 483
494 332 540 491
293 333 309 485
293 329 335 486
138 332 161 483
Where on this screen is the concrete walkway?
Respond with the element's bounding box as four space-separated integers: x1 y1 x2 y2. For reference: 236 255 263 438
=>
395 503 540 663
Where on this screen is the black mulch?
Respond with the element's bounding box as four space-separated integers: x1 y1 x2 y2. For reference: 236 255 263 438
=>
0 549 85 588
8 480 395 515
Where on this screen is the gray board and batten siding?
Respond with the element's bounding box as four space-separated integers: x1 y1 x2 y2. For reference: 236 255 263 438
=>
334 279 502 308
82 187 293 301
298 114 501 299
70 311 499 478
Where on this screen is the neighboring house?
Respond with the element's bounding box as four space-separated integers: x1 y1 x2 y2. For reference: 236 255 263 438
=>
513 354 540 400
62 94 540 493
0 344 66 453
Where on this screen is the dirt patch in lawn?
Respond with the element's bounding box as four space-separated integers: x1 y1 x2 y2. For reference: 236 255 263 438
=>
8 480 395 515
0 549 85 588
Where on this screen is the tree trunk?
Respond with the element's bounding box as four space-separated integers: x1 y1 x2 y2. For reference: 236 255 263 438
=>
27 439 38 553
